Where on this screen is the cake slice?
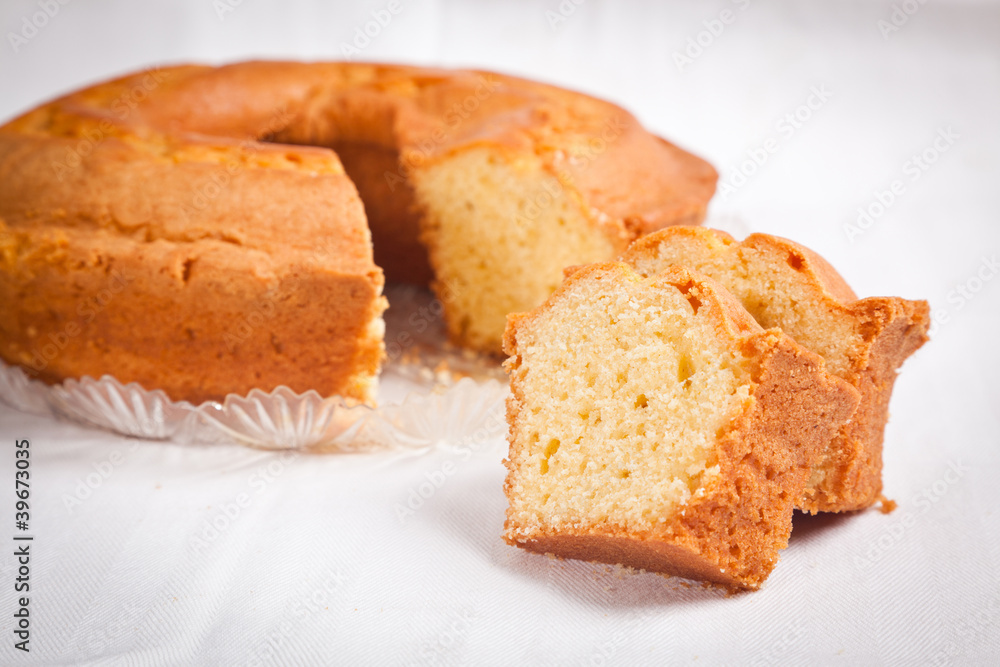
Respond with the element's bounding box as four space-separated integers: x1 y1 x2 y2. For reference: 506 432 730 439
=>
502 264 859 589
619 227 930 512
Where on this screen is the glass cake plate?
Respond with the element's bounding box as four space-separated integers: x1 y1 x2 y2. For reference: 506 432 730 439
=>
0 285 510 452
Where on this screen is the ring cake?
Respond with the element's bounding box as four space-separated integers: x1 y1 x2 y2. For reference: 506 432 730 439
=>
0 61 717 404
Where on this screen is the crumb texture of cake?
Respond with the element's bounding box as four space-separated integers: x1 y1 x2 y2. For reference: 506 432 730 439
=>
502 264 859 589
413 149 620 351
620 227 930 512
0 62 717 402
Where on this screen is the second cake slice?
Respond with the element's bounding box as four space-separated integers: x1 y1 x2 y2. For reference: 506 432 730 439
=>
620 227 930 512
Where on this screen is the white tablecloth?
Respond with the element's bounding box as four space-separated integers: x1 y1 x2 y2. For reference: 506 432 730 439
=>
1 1 998 664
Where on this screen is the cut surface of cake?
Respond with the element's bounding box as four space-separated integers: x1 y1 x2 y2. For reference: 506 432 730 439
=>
619 227 930 512
502 264 859 589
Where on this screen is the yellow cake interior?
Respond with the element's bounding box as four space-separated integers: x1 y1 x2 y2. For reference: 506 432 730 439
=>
626 236 862 378
414 148 620 352
505 268 756 538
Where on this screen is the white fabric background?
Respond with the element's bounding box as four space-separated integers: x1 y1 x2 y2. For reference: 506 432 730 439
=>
1 0 999 664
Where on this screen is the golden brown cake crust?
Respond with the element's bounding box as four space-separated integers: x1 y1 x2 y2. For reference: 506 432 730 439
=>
502 264 860 589
0 61 717 401
620 227 931 511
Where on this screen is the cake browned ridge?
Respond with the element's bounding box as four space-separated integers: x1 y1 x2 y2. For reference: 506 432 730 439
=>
502 263 860 589
619 227 930 512
0 61 717 404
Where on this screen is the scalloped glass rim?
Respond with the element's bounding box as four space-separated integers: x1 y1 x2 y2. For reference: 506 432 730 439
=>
0 361 510 453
